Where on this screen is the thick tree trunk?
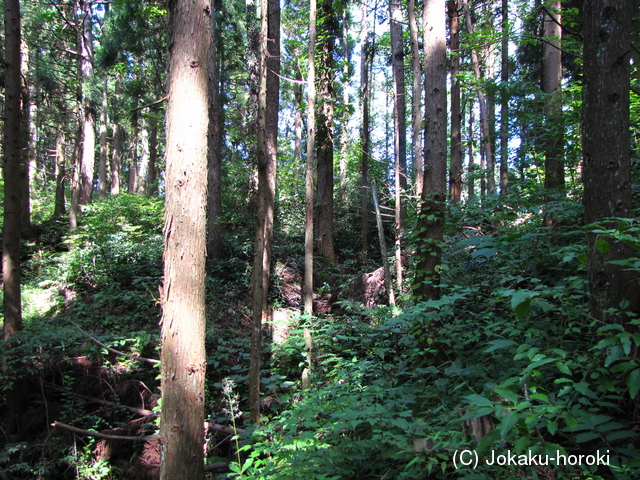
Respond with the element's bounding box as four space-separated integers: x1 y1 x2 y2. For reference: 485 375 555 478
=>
415 0 447 301
449 0 463 203
160 0 210 477
304 0 318 315
583 0 639 321
315 0 337 264
148 113 158 195
543 1 564 207
78 0 95 206
136 122 150 195
128 113 138 193
3 0 23 339
249 0 279 424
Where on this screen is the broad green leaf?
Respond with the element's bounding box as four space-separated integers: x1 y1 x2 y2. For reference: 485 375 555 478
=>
484 339 517 353
575 431 600 443
464 393 494 408
500 411 520 441
627 368 640 398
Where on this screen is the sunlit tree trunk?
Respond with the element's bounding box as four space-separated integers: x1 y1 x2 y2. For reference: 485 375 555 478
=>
408 0 423 198
499 0 509 195
20 40 35 238
463 0 494 196
415 0 446 301
78 0 95 206
249 0 279 424
128 112 139 193
148 113 158 195
54 128 67 217
304 0 317 314
136 121 150 195
339 10 350 206
449 0 463 203
160 0 209 477
110 76 124 196
468 97 475 200
98 75 109 197
583 0 639 321
390 0 406 294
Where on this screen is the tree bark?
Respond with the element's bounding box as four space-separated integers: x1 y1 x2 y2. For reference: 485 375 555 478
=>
582 0 639 321
449 0 463 203
389 0 407 294
3 0 23 339
360 1 371 255
315 0 337 264
98 75 109 197
339 10 350 207
408 0 423 198
468 97 475 201
54 127 67 217
543 0 564 219
304 0 318 314
78 0 95 206
249 0 279 424
160 0 210 477
415 0 447 301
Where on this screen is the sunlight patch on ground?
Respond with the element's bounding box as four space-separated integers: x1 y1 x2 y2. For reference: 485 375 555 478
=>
23 281 59 323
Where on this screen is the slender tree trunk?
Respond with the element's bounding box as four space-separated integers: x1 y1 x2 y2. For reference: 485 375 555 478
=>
293 52 304 192
543 1 564 201
137 121 150 195
54 128 67 217
415 0 446 301
372 181 395 307
339 10 350 206
207 5 223 259
408 0 423 198
249 0 279 424
463 0 494 195
449 0 463 203
315 0 337 264
111 124 123 195
304 0 318 314
3 0 23 339
160 0 210 477
389 0 406 294
98 75 109 197
148 113 158 195
583 0 638 321
499 0 509 194
360 2 371 255
468 98 475 201
20 41 35 238
128 112 138 193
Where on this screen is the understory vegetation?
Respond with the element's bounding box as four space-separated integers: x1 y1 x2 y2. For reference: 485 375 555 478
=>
1 184 639 479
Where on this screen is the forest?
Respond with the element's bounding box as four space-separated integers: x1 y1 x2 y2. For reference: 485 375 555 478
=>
1 0 639 478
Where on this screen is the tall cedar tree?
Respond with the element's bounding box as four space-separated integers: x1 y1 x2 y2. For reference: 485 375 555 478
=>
543 1 564 197
582 0 639 321
389 0 407 292
360 1 371 255
449 0 463 203
160 0 210 477
316 0 338 264
304 0 317 314
3 0 23 340
415 0 447 301
408 0 423 197
249 0 280 423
